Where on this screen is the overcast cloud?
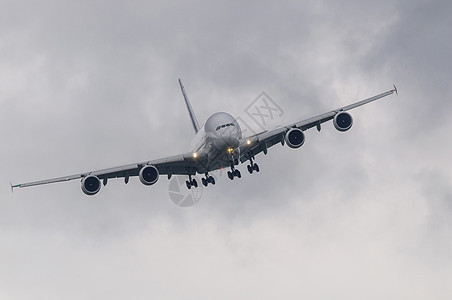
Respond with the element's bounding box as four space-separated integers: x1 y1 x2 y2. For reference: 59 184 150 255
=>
1 0 451 299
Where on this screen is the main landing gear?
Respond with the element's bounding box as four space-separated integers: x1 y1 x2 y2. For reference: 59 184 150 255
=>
247 156 259 174
186 173 215 189
186 175 198 189
202 172 215 186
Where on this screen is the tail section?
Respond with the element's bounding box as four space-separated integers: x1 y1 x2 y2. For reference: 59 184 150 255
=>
178 78 200 134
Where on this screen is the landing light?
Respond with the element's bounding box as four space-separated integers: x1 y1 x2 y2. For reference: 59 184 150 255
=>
227 147 233 153
193 152 198 158
246 139 251 145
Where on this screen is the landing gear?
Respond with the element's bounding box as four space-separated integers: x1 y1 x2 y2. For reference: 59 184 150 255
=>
185 175 198 189
228 161 241 180
202 173 216 186
227 170 241 180
247 156 260 174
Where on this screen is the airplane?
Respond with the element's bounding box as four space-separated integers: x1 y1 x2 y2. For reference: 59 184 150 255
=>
11 80 398 195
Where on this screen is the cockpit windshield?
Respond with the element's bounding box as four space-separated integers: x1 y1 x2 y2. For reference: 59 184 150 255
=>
216 123 236 131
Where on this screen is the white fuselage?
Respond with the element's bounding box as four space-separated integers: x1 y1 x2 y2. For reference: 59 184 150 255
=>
189 112 242 171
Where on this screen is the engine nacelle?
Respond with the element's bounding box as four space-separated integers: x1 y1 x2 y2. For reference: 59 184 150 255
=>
333 112 353 132
81 175 101 196
284 128 305 149
139 165 159 185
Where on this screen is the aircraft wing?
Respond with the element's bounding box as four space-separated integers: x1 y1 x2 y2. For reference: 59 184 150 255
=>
11 152 204 190
239 86 397 162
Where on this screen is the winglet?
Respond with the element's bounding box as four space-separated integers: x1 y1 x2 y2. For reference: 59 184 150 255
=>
392 84 398 95
10 182 21 193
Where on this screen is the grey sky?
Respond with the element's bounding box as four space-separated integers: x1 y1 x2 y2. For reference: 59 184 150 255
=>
1 0 451 299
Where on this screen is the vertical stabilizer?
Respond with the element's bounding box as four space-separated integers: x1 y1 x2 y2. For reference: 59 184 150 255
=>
178 78 200 134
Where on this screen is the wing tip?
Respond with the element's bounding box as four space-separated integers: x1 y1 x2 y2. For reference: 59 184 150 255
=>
10 181 23 193
392 84 398 95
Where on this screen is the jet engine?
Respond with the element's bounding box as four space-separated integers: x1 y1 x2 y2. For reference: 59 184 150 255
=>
81 175 101 196
139 165 159 185
333 112 353 132
284 128 305 149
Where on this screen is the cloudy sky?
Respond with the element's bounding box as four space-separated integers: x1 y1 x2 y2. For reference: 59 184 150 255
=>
1 0 451 299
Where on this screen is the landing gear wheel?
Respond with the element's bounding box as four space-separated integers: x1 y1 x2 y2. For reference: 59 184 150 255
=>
208 176 215 185
228 171 234 180
253 163 259 172
202 177 208 186
247 165 253 174
234 169 241 178
192 179 198 188
186 180 192 189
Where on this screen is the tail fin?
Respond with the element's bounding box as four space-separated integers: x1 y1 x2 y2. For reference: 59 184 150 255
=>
178 78 200 134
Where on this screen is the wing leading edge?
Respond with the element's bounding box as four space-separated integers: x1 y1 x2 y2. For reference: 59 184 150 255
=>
239 86 398 162
11 152 205 190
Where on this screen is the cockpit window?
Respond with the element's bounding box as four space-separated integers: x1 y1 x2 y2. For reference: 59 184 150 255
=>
216 123 235 131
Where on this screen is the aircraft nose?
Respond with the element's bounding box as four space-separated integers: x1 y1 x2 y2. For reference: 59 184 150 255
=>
214 134 239 149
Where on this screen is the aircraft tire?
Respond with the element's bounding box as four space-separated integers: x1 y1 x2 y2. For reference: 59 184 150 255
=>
247 165 253 174
254 163 259 172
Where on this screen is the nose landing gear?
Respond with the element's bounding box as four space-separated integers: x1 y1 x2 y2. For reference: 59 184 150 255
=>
227 161 241 180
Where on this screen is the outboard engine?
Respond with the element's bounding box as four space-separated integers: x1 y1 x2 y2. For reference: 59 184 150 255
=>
139 165 159 185
81 175 101 195
284 128 305 149
333 112 353 132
